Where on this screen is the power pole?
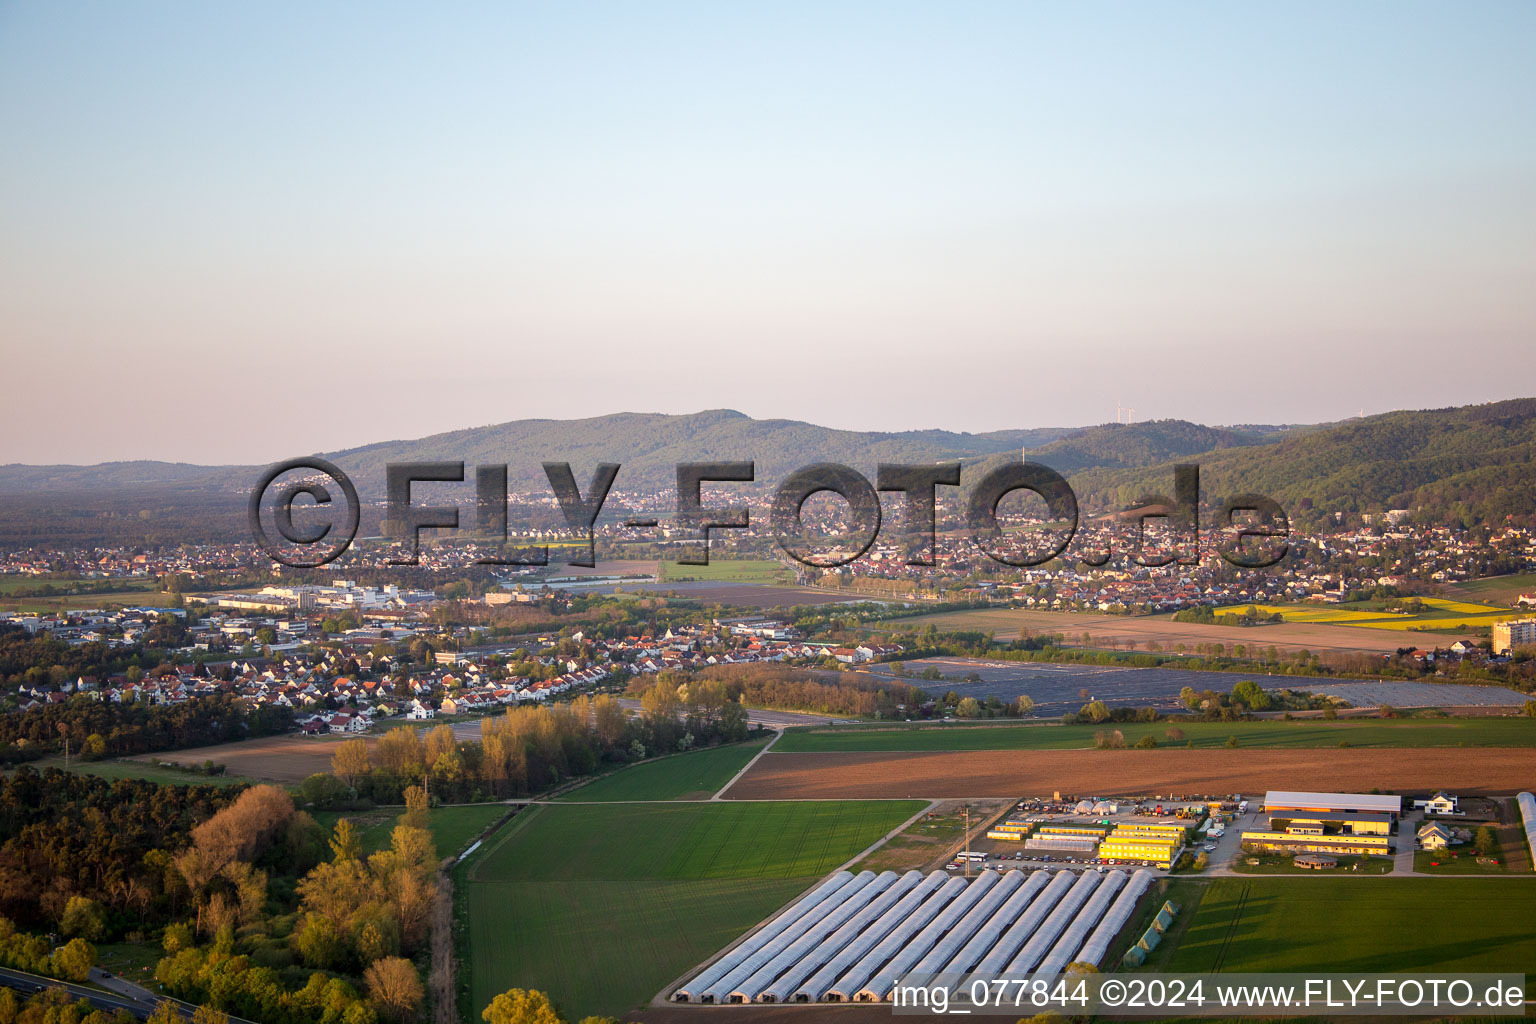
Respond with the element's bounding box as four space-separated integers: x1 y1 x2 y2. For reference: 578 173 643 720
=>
964 803 971 879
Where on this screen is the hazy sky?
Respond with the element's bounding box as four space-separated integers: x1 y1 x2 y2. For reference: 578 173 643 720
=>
3 2 1534 464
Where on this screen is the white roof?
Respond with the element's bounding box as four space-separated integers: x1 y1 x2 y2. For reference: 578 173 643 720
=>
1264 790 1401 814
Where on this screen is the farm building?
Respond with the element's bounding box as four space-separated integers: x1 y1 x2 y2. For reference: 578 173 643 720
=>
1098 834 1182 868
1263 790 1402 819
1239 830 1392 856
1109 822 1188 840
1024 835 1099 854
672 867 1157 1004
986 819 1035 841
1276 811 1394 837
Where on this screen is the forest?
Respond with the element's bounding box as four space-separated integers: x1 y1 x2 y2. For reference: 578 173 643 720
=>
0 768 441 1024
0 695 295 764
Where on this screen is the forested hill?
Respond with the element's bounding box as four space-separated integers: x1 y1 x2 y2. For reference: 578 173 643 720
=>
2 401 1534 542
315 409 1072 494
1066 398 1536 524
1004 419 1275 474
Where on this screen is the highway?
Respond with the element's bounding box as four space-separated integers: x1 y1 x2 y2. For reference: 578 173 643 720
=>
0 965 258 1023
0 964 163 1018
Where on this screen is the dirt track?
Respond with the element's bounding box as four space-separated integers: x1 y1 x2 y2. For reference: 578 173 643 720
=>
723 749 1536 800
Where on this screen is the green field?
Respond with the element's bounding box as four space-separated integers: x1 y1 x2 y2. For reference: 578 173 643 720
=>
1451 572 1536 607
41 757 252 788
460 799 923 1019
1162 878 1536 982
558 738 769 802
471 800 921 881
0 575 161 596
773 717 1536 752
313 804 510 858
1229 852 1392 875
659 558 793 584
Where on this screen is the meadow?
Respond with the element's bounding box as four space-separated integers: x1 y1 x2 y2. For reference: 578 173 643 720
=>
557 737 770 801
1451 572 1536 606
1161 878 1536 984
459 799 923 1019
37 756 252 787
772 717 1536 753
313 803 509 858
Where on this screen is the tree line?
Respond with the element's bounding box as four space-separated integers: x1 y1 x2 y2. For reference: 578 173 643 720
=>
0 695 295 765
322 687 755 806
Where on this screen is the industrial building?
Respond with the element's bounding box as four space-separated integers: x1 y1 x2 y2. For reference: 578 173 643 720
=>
986 819 1034 841
671 867 1157 1004
1243 791 1399 857
1278 811 1393 836
1098 834 1182 867
1262 791 1402 819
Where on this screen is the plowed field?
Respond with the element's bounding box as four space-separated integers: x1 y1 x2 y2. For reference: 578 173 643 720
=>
724 748 1536 799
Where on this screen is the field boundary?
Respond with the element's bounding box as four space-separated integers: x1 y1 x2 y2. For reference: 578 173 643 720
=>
712 729 781 800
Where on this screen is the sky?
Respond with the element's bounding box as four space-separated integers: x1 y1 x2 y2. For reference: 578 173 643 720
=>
2 2 1534 465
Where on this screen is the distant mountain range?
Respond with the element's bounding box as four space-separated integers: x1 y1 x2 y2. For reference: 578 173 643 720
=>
1 399 1533 543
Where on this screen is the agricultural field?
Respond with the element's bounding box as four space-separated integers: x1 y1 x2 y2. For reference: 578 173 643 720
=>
0 589 165 612
724 747 1536 800
1449 572 1536 607
659 558 794 584
876 607 1442 655
471 801 922 882
1161 878 1536 984
313 804 510 858
1250 597 1536 632
774 717 1536 752
125 733 356 783
558 737 770 802
459 799 923 1020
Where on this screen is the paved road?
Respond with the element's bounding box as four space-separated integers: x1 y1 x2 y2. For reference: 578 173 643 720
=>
91 966 165 1005
0 965 170 1019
